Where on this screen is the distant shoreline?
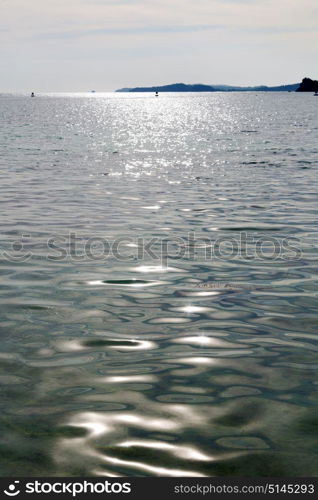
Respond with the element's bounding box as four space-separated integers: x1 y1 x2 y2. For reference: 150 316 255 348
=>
116 78 318 93
116 82 299 93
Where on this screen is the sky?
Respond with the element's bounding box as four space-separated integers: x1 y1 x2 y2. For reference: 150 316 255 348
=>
1 0 317 91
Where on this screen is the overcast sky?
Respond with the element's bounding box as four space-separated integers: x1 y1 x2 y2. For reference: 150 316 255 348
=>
1 0 317 91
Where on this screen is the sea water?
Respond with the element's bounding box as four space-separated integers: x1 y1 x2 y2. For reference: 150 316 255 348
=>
0 92 317 476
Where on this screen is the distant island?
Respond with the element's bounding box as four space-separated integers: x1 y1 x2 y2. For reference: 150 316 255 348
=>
296 77 318 92
118 83 218 93
116 78 317 93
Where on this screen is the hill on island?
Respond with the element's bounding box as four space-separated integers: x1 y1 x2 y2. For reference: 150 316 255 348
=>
124 83 217 92
116 82 301 93
296 78 318 92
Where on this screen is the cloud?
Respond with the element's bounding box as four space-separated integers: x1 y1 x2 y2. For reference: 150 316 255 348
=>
35 24 223 40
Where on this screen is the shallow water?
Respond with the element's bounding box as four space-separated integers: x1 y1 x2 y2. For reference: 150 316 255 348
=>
0 92 318 477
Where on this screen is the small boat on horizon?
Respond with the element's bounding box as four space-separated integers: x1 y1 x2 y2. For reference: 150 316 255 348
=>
314 92 318 96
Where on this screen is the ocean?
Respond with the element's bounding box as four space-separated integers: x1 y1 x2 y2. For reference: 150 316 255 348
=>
0 91 317 476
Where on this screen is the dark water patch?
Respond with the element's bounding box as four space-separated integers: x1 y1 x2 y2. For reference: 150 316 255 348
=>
240 130 259 133
211 453 290 477
82 339 140 348
214 401 265 428
100 279 156 285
